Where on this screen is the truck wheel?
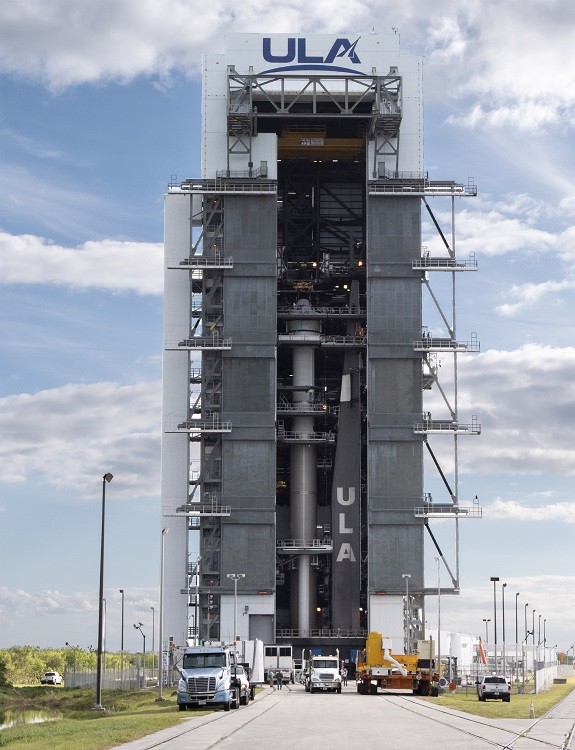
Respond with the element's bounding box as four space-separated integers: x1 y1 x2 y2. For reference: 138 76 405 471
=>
231 688 240 709
178 704 187 711
224 700 231 711
370 684 378 695
337 686 342 694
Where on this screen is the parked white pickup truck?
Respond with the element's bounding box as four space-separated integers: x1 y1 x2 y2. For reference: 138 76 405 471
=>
476 674 511 702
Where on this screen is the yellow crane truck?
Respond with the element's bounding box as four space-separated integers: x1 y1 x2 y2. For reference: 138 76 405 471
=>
356 632 437 696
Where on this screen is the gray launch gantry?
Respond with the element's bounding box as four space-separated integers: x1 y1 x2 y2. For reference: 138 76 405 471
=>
162 38 481 655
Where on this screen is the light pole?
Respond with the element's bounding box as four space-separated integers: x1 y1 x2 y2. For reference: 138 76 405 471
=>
524 602 529 642
196 557 201 645
119 589 125 688
191 556 201 645
103 597 107 671
150 607 155 675
95 472 113 711
490 577 499 671
537 614 542 645
515 592 519 685
157 527 168 701
226 573 245 644
532 609 536 648
435 557 441 686
402 573 411 654
483 618 491 643
502 583 507 678
134 623 146 687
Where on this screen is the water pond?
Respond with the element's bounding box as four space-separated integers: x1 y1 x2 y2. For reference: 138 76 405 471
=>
0 708 62 731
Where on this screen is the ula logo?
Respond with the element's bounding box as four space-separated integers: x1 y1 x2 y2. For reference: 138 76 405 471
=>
262 37 362 73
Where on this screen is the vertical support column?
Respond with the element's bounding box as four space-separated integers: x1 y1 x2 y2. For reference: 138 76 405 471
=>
366 194 425 650
289 310 320 632
162 192 193 646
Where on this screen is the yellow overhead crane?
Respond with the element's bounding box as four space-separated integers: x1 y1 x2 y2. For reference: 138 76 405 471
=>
277 126 364 160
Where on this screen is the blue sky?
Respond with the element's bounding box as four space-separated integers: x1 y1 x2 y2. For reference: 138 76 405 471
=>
1 1 574 654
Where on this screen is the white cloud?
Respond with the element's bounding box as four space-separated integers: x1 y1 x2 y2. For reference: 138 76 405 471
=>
0 380 162 497
486 499 575 523
0 586 160 647
0 0 373 89
0 232 163 295
431 575 575 648
1 0 574 136
427 344 575 477
423 196 569 259
495 279 575 317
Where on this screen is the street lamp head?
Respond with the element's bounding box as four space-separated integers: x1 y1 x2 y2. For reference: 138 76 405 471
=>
103 473 113 483
402 573 411 579
119 589 124 594
490 576 499 582
502 582 507 588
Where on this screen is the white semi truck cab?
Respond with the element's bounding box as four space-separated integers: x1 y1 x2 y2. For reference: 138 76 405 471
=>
177 645 238 711
305 653 342 693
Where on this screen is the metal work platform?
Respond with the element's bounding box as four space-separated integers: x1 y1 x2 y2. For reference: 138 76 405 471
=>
276 427 336 443
170 178 277 195
277 538 333 554
175 417 232 433
167 255 234 270
413 254 477 271
369 178 477 197
175 503 232 517
413 334 480 353
414 500 482 518
413 415 481 435
175 336 232 350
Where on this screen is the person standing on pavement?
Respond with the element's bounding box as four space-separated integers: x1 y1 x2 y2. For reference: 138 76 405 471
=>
341 666 348 686
275 670 283 690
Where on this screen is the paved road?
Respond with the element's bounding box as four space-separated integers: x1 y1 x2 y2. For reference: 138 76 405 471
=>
112 683 575 750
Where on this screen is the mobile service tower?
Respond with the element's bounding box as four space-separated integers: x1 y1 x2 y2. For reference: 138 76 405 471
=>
161 32 480 659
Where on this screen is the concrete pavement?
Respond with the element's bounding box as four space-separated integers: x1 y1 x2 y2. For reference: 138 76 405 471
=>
111 682 575 750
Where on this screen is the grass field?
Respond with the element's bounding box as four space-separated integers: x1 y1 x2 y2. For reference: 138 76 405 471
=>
417 674 575 719
0 677 573 749
0 686 198 750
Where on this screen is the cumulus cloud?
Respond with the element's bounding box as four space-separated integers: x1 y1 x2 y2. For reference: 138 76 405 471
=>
0 232 163 294
423 194 570 258
432 575 575 647
0 586 160 647
0 380 162 497
1 1 574 133
495 279 575 317
486 499 575 523
425 344 575 477
0 0 373 89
